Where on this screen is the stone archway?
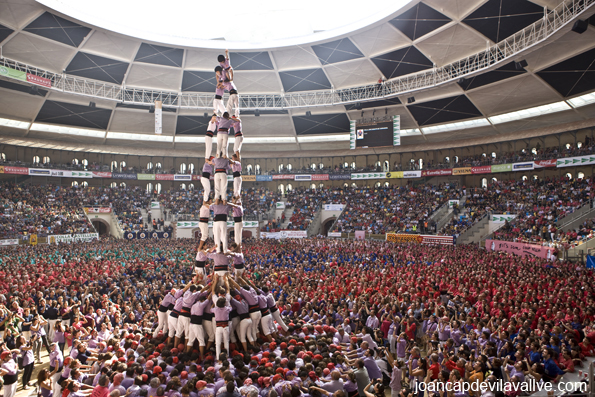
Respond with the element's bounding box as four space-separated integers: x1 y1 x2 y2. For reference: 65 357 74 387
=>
321 217 337 235
91 218 111 237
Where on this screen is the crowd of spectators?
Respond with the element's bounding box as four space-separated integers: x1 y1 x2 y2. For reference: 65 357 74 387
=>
0 237 593 397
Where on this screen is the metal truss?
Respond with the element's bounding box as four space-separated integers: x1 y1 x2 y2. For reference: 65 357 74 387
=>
1 0 593 110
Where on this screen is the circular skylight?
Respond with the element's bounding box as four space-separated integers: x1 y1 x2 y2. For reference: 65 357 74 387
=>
36 0 413 49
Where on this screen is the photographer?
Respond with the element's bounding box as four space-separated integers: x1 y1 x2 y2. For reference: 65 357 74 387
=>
16 333 35 390
362 379 384 397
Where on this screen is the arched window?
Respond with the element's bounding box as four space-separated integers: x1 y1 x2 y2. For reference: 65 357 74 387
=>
110 182 117 188
383 160 389 171
180 183 186 190
33 156 40 164
491 152 496 158
375 161 381 170
375 182 381 188
318 163 324 170
287 164 292 171
492 177 498 183
278 184 285 194
522 175 528 181
310 183 316 190
454 156 459 163
179 163 187 174
343 183 349 188
319 183 324 189
72 158 79 165
71 181 78 187
418 159 423 169
147 162 153 170
120 161 126 171
350 162 356 170
43 156 50 164
351 183 357 188
255 164 261 175
577 142 583 149
533 175 539 181
0 153 5 161
482 153 486 157
188 163 195 174
531 148 537 155
120 182 126 188
81 181 88 188
286 184 293 191
578 172 585 179
521 148 526 154
445 156 450 163
278 164 284 173
565 143 571 150
110 161 118 171
81 159 88 169
146 183 153 193
155 183 162 193
155 162 162 170
384 181 390 187
565 172 573 180
246 164 253 174
343 162 349 169
481 178 487 188
189 184 195 190
310 163 316 170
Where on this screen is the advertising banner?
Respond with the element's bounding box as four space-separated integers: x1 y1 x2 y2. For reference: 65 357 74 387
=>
323 204 345 211
272 174 295 180
491 164 512 173
328 232 342 237
0 66 51 87
84 207 111 214
154 100 162 135
386 171 403 179
30 234 37 246
4 166 29 175
556 155 595 168
351 172 387 180
176 220 258 229
276 202 285 209
402 171 421 178
92 171 112 178
485 239 555 260
51 170 72 177
512 162 534 171
453 168 472 175
243 175 256 181
174 174 192 181
156 174 174 180
393 115 401 146
151 202 160 209
29 168 51 176
0 166 3 173
311 174 329 181
534 159 557 168
448 200 459 208
48 233 99 244
422 169 452 177
329 174 351 180
259 230 307 239
71 171 93 178
112 172 137 180
471 166 491 174
355 231 365 240
256 175 273 182
137 174 155 180
491 214 517 222
386 233 454 245
0 239 18 246
125 231 171 239
294 175 312 181
261 232 280 239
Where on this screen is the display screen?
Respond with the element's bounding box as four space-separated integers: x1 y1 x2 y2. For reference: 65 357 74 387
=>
355 121 394 148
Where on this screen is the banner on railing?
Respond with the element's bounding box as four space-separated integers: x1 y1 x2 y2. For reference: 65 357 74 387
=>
261 230 307 239
276 202 285 209
328 232 342 237
112 172 137 180
176 220 258 229
0 239 19 246
329 174 351 180
156 174 174 180
0 66 52 88
151 202 160 209
534 159 557 168
84 207 111 214
386 233 454 245
471 166 491 174
512 162 534 171
351 172 387 180
174 174 192 181
402 171 422 178
491 214 516 222
48 233 99 244
137 174 155 180
124 231 171 239
272 174 295 180
243 175 256 181
29 168 51 176
256 175 273 182
491 164 512 173
556 155 595 168
453 168 472 175
323 204 344 211
422 169 452 177
311 174 329 181
294 175 311 181
485 239 555 260
92 171 112 178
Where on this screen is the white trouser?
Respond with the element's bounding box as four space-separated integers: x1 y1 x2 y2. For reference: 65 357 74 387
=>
4 382 17 397
214 173 228 201
48 319 58 343
202 319 215 342
233 176 242 198
153 310 169 337
205 135 213 159
187 323 205 347
199 222 208 241
234 267 245 280
52 371 61 397
226 94 239 117
213 220 228 252
167 315 178 338
388 335 397 354
271 309 288 332
214 98 226 116
239 317 254 343
230 317 240 343
216 134 229 158
23 331 31 341
176 315 190 338
249 311 262 341
234 221 242 245
233 135 243 154
201 177 211 201
261 314 275 336
215 324 230 358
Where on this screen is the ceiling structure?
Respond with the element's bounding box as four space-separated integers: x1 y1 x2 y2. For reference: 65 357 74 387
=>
0 0 594 156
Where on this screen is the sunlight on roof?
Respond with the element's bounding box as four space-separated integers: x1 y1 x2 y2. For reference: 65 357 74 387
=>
36 0 412 49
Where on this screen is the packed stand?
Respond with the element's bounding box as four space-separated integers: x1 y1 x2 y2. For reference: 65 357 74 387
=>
0 183 95 239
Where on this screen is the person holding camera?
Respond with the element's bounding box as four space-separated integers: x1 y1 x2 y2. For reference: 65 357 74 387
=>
16 333 35 390
362 379 384 397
